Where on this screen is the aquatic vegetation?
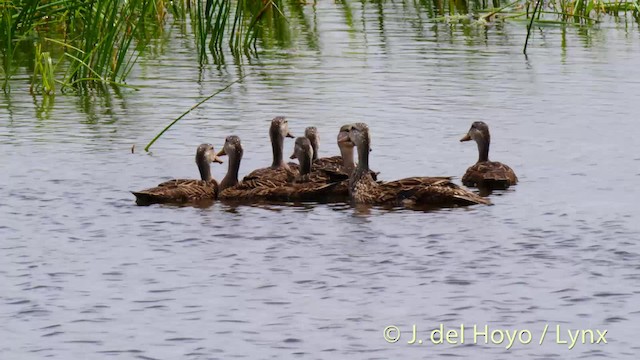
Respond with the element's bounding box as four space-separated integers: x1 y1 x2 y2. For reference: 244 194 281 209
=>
1 0 162 93
2 0 640 94
144 74 249 152
0 0 291 93
30 43 56 95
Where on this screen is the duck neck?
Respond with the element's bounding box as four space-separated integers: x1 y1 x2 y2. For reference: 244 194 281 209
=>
477 136 490 163
349 138 371 193
310 139 319 161
220 151 241 191
197 159 212 182
300 153 312 176
356 139 370 173
270 131 285 168
339 144 355 172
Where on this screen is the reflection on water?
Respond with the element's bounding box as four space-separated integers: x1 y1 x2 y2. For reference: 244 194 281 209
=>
1 4 640 360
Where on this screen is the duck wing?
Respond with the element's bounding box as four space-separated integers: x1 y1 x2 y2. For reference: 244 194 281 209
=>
463 161 517 188
132 179 218 205
381 176 491 206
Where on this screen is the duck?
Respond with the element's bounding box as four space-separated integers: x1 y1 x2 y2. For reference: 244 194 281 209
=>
216 135 338 202
289 136 315 182
131 144 224 205
305 126 321 162
460 121 518 189
278 125 375 200
345 123 491 207
304 125 354 174
241 116 296 188
217 135 243 192
304 124 378 181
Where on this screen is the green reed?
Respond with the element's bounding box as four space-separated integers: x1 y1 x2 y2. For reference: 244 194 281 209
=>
30 42 56 94
1 1 301 93
1 0 40 91
3 0 640 94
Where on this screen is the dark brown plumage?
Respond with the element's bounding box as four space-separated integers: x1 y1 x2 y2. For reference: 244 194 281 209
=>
132 179 219 205
241 116 297 187
304 125 362 176
296 125 380 199
460 121 518 189
132 144 223 205
346 123 491 207
216 135 338 202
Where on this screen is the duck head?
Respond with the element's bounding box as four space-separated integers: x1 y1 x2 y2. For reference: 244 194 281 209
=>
195 143 224 181
196 143 224 165
461 121 491 162
216 135 243 159
347 123 370 147
339 123 372 151
270 116 294 140
334 124 355 171
337 124 353 147
461 121 490 144
290 136 314 180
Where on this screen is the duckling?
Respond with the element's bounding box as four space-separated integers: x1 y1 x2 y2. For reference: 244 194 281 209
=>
460 121 518 189
216 135 337 202
132 144 223 205
241 116 296 188
346 123 490 207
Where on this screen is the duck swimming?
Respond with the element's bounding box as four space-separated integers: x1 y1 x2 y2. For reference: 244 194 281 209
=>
304 124 379 181
241 116 296 188
305 126 321 162
131 144 223 205
460 121 518 189
346 123 490 207
304 125 355 174
216 135 337 202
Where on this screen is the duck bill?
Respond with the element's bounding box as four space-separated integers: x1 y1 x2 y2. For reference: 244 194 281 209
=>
290 151 297 160
286 131 295 138
213 155 224 164
337 131 351 145
460 134 472 142
215 148 227 157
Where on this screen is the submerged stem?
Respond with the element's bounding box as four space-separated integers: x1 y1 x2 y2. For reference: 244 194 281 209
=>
144 73 250 152
523 0 543 54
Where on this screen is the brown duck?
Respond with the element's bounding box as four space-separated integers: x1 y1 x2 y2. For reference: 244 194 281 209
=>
240 116 296 188
460 121 518 189
346 123 490 207
216 135 337 202
304 125 356 175
132 144 223 205
304 124 378 181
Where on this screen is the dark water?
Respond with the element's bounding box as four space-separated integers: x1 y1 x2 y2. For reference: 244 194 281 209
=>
2 6 640 360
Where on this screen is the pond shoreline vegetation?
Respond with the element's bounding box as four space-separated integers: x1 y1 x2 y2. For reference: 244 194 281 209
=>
3 1 639 149
2 0 639 96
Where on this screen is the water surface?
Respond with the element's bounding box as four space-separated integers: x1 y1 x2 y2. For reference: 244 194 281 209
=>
1 5 640 360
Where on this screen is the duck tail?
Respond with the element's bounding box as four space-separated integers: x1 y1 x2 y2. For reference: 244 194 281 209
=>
454 193 492 206
131 191 161 206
